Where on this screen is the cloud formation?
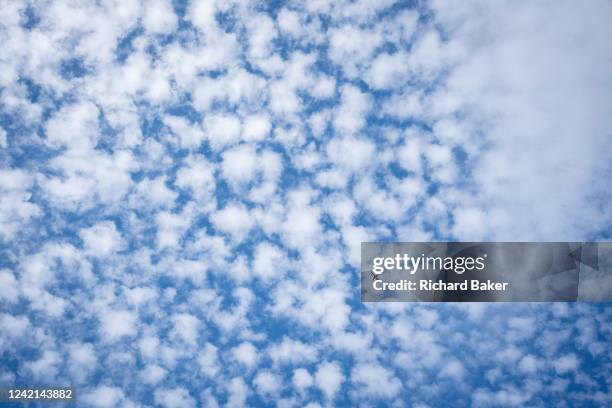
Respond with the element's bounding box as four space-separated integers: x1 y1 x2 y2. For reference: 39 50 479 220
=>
1 0 611 407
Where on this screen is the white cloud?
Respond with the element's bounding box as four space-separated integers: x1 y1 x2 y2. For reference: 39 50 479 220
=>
44 102 99 151
517 354 541 375
253 370 281 396
311 76 336 99
171 313 200 347
0 169 40 241
353 176 402 221
187 1 217 31
452 207 487 240
269 81 301 117
130 176 178 208
245 14 277 61
439 359 466 381
252 242 285 281
553 353 580 374
397 134 423 174
143 0 177 34
429 0 612 240
0 314 30 340
165 115 205 149
68 342 97 383
309 110 330 138
41 149 136 210
424 143 457 184
333 85 371 135
226 377 249 408
351 362 402 398
383 8 419 44
326 135 375 172
315 169 348 190
407 29 447 81
156 209 192 250
140 364 167 385
277 8 302 37
138 335 160 361
366 52 410 90
472 386 532 408
211 203 255 242
24 350 61 381
328 25 382 77
204 114 242 150
197 343 219 377
79 221 125 257
124 287 157 307
292 368 313 391
175 156 215 202
81 386 125 408
231 341 258 368
433 118 470 146
268 338 318 365
315 361 344 400
221 144 258 186
0 127 7 148
99 309 138 342
243 114 271 141
154 387 196 408
0 269 18 303
282 203 322 250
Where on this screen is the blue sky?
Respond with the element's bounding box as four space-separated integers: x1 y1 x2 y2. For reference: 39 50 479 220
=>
1 0 612 407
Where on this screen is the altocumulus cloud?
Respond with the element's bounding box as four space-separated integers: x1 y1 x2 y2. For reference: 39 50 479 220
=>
0 0 611 407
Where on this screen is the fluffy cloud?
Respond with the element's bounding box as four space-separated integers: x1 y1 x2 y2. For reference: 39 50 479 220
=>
204 113 242 150
0 270 18 303
351 362 402 398
315 361 344 400
292 368 314 392
243 114 272 142
211 203 255 242
252 242 285 281
221 144 259 186
329 25 382 77
365 52 410 90
332 85 371 135
0 169 40 241
143 0 177 34
81 386 125 408
154 387 195 408
232 342 259 368
253 370 282 397
429 0 612 240
79 221 125 257
99 310 138 342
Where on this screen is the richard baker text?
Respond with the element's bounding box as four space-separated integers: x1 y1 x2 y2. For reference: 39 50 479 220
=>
373 279 508 292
